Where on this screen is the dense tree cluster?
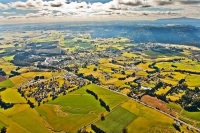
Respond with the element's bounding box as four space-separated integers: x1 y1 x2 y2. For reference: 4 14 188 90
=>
0 127 6 133
0 68 6 76
180 87 200 110
0 96 14 109
34 76 45 81
0 87 6 92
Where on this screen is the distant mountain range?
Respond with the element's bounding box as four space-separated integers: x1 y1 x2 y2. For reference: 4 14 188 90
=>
1 17 200 47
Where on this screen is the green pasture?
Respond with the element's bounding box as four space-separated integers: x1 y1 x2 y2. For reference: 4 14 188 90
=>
37 84 127 132
95 107 137 133
0 80 14 87
167 102 182 113
181 110 200 121
11 108 52 133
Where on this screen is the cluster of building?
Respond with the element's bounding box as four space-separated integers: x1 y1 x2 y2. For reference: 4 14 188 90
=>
18 72 88 104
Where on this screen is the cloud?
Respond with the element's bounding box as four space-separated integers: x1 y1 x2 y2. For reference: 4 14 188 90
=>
2 12 16 15
0 0 198 23
179 0 200 5
0 2 10 10
156 0 174 6
7 15 24 19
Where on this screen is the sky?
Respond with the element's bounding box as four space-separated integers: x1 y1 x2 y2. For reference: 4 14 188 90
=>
0 0 199 24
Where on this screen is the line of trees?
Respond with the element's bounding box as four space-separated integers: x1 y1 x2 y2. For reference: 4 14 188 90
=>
86 89 98 100
99 98 110 112
91 124 105 133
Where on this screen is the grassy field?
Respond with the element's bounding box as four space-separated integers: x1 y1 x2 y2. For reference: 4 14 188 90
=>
95 107 137 133
179 117 194 125
0 112 30 133
197 123 200 128
181 110 200 121
167 102 182 113
0 120 6 129
185 74 200 87
123 52 138 58
0 58 17 74
10 75 28 88
0 88 26 103
0 79 14 87
36 84 127 132
0 104 30 116
11 108 52 133
2 55 14 61
93 99 176 133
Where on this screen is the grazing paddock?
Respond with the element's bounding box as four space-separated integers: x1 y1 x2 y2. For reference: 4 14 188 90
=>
0 79 14 87
181 110 200 121
2 55 14 61
95 107 137 133
167 102 182 113
37 84 127 132
36 104 97 132
11 108 52 133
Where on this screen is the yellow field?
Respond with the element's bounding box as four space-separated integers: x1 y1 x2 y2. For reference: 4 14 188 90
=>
21 72 53 79
167 92 185 101
98 58 110 64
124 77 136 82
185 74 200 87
101 78 118 85
136 71 148 77
0 104 29 116
121 99 175 132
155 86 171 95
100 63 121 69
10 75 28 88
111 73 126 78
137 62 154 71
2 55 14 61
0 88 26 103
123 52 138 58
0 58 17 74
